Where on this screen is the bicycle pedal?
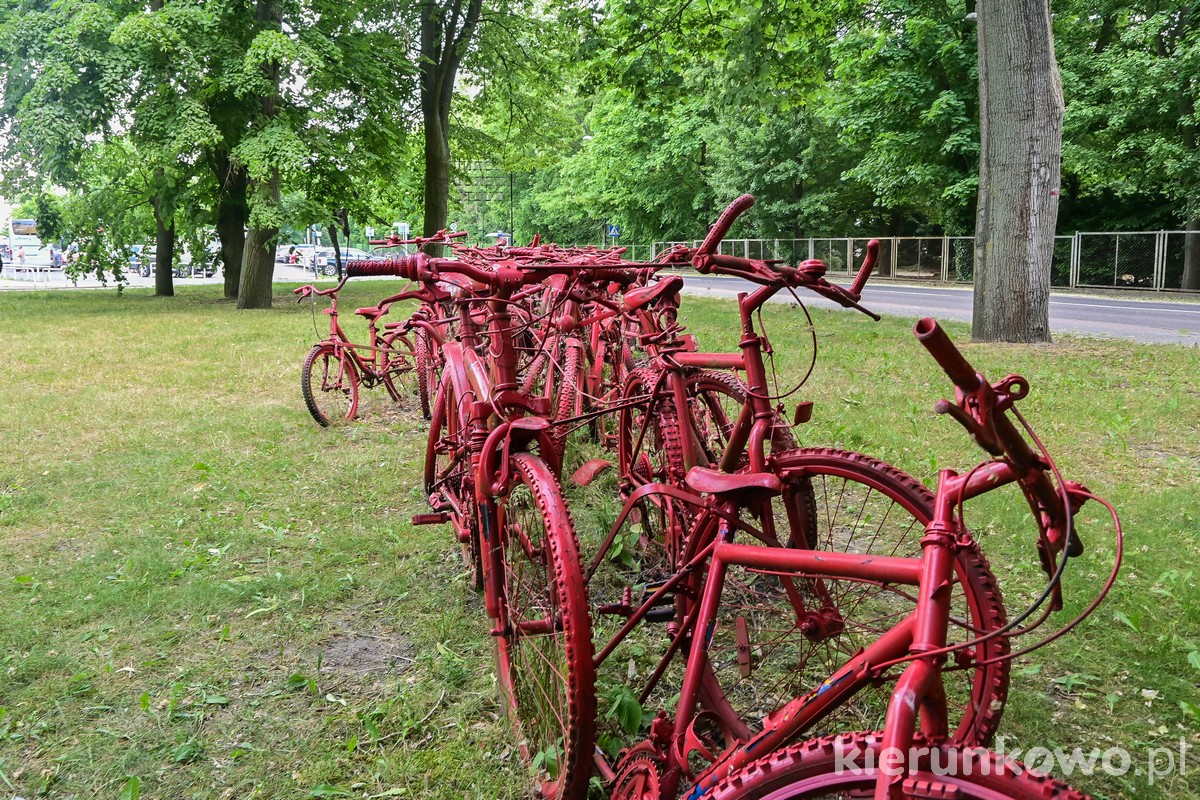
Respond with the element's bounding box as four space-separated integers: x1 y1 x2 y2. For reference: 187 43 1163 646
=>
644 606 675 623
412 512 450 526
901 778 962 799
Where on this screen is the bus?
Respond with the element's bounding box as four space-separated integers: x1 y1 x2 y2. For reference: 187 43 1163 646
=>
7 218 45 261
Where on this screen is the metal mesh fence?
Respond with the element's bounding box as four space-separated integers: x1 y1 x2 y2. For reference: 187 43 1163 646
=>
947 237 974 282
853 238 892 278
1162 232 1200 291
1051 236 1072 287
810 239 851 273
648 231 1200 292
893 237 941 280
1077 232 1157 288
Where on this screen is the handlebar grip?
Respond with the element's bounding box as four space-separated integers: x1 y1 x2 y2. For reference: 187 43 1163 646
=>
698 194 755 255
346 258 414 279
914 318 981 392
850 240 879 298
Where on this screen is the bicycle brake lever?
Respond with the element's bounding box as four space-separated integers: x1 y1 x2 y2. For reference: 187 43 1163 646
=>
934 398 1004 457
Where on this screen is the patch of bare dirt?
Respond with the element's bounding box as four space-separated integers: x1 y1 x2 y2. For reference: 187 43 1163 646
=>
317 632 413 678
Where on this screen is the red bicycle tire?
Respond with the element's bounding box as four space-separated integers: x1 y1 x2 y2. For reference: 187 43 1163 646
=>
551 341 583 463
379 330 408 403
424 377 481 590
413 329 435 420
618 366 686 488
706 730 1092 800
493 453 596 800
301 343 359 426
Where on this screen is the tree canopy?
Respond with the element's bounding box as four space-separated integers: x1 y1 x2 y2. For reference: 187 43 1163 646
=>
1 0 1195 297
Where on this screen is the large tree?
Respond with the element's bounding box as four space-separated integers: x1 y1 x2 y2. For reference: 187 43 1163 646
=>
419 0 484 239
972 0 1064 342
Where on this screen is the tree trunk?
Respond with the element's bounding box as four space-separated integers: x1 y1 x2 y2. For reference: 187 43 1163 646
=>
327 224 343 280
972 0 1063 343
237 0 283 310
237 226 277 308
419 0 483 249
152 197 175 297
213 152 248 300
1183 215 1200 291
422 109 451 242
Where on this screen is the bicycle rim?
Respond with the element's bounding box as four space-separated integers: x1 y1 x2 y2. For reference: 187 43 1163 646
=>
494 453 596 800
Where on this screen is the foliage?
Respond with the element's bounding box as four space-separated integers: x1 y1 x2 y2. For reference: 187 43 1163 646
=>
1057 1 1200 229
3 0 1198 266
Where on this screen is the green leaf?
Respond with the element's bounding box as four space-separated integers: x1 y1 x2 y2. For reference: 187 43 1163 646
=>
172 740 202 763
286 673 312 691
1113 611 1141 633
309 785 353 797
1188 650 1200 673
119 776 141 800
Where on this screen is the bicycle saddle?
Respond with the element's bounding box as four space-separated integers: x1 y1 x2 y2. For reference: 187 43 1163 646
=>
621 275 684 312
354 306 388 321
685 466 782 501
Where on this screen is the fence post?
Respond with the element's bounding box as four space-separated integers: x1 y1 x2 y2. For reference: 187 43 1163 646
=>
890 238 899 278
941 236 950 282
1154 231 1166 290
1070 233 1079 289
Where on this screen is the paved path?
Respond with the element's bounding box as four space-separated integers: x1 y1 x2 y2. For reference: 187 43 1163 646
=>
682 277 1200 346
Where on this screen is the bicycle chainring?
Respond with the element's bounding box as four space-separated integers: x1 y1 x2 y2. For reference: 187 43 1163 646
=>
611 752 665 800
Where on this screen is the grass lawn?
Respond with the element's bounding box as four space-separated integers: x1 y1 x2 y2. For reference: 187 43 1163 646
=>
1 282 1198 800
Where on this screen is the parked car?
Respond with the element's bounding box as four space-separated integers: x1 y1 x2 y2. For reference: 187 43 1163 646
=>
129 244 154 277
312 247 370 275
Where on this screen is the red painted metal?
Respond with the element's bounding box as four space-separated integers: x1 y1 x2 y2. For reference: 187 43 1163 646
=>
344 195 1121 800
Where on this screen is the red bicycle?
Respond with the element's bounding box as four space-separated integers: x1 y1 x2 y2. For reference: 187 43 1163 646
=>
573 198 1119 800
294 278 432 426
348 253 600 800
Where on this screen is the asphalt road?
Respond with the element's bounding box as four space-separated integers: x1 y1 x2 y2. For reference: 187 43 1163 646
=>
682 277 1200 346
4 260 1198 345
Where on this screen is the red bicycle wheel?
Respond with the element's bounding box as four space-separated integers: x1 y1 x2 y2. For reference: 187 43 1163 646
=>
706 730 1092 800
424 377 480 590
379 330 409 403
551 340 584 464
412 328 436 420
696 448 1009 748
686 370 796 464
617 368 794 490
494 453 596 800
301 343 358 426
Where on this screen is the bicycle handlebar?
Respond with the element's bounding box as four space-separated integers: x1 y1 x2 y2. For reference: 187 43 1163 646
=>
692 196 880 318
293 276 348 301
849 239 879 298
914 317 1042 469
698 194 755 255
346 260 408 279
913 316 980 392
913 317 1083 563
